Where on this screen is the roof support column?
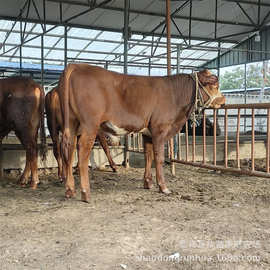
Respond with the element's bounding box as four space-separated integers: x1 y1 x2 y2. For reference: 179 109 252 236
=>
177 44 182 73
123 0 129 74
64 25 68 67
41 0 46 88
148 57 151 76
166 0 175 176
123 0 130 168
20 19 23 75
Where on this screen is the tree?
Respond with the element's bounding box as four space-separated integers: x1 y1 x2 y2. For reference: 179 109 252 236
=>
219 63 270 91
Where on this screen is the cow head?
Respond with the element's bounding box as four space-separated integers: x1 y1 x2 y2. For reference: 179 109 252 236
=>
197 69 225 109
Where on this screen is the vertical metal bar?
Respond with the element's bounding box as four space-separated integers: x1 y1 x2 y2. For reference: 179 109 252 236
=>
214 0 218 40
178 133 181 160
124 0 130 167
189 0 192 45
41 0 45 89
213 109 217 166
177 44 181 73
123 0 129 74
43 0 46 32
251 108 255 171
203 110 206 164
244 63 247 132
185 121 189 161
132 134 135 151
192 121 195 162
41 34 44 88
224 109 228 168
104 61 108 70
19 19 22 75
140 134 143 152
166 0 175 175
64 25 67 67
236 108 241 168
59 1 63 23
267 108 270 173
217 41 221 77
148 57 151 76
258 0 261 26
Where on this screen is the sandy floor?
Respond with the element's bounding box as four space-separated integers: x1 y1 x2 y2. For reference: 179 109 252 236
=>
0 162 270 270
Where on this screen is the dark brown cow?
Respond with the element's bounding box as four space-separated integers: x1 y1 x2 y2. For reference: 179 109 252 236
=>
57 64 225 202
0 77 46 188
45 87 117 181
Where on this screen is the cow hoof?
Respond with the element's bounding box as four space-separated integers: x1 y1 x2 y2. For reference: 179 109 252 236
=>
30 181 39 190
144 180 153 189
112 167 117 173
65 189 76 198
18 178 28 186
160 187 172 195
81 191 90 203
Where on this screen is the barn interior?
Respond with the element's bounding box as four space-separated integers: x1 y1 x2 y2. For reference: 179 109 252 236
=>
1 1 270 269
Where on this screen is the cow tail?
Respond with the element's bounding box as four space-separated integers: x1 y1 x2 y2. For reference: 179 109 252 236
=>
51 91 57 144
39 85 47 161
59 65 73 164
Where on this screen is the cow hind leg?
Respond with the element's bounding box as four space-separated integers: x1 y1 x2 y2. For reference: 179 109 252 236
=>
63 135 77 198
77 131 97 203
52 135 64 182
97 134 117 172
16 132 38 188
152 137 171 194
29 140 39 189
143 135 154 189
18 152 31 186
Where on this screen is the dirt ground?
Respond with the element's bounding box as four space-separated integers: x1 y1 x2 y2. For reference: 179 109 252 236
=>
0 161 270 270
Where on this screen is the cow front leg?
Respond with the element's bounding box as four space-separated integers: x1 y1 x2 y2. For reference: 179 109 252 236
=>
97 133 117 172
143 135 154 189
63 135 77 198
153 139 171 194
78 131 97 202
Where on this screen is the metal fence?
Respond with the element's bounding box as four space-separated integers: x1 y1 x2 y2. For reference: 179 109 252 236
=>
127 103 270 179
171 103 270 178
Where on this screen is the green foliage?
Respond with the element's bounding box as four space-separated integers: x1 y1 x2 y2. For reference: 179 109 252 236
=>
220 64 270 90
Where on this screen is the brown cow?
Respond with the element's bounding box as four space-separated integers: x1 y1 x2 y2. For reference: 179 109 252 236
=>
0 76 46 188
45 87 117 182
57 64 225 202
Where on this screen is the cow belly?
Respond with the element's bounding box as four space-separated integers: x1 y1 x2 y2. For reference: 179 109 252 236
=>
102 121 129 136
100 122 152 144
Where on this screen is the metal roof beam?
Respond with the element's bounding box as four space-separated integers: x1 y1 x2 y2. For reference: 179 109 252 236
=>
47 0 257 28
0 15 239 43
2 42 211 62
223 0 270 8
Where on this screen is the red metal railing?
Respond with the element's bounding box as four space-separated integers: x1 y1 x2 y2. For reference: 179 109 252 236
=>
126 103 270 178
171 103 270 178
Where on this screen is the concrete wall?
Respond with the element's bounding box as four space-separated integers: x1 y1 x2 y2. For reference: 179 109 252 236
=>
1 137 124 170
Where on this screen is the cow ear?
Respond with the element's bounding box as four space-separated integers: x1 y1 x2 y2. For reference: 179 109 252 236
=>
198 70 218 85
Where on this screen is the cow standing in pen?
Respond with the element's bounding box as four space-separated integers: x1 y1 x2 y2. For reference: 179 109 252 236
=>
57 64 225 202
45 87 117 182
0 77 46 188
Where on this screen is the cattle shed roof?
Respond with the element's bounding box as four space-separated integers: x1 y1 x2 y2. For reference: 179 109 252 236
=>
0 0 270 82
